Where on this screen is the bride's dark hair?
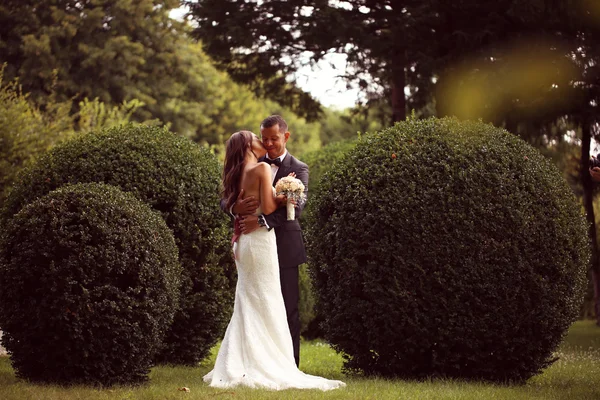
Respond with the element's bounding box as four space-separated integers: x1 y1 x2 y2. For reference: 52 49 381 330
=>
223 130 256 210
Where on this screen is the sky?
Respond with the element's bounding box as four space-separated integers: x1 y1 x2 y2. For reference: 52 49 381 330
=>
293 53 361 110
169 7 360 110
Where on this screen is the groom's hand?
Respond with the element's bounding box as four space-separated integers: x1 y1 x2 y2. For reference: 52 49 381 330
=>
232 189 259 216
239 215 260 234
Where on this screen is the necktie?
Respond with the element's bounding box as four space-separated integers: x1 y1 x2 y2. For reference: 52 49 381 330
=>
264 157 282 167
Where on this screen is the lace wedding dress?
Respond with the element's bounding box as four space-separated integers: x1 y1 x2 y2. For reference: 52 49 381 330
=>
203 203 345 391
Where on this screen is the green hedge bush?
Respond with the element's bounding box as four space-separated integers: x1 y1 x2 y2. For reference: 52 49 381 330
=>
306 117 589 382
298 264 316 335
0 183 181 385
300 139 357 339
1 124 235 365
302 138 357 192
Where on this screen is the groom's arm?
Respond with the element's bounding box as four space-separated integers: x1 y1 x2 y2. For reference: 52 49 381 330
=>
263 162 309 229
221 190 259 219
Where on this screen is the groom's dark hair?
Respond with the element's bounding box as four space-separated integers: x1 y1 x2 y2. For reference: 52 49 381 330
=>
261 115 288 133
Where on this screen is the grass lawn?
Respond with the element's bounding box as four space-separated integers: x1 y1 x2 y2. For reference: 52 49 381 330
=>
0 320 598 400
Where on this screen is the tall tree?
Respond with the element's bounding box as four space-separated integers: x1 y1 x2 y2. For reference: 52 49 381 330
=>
0 0 183 112
0 1 323 153
186 0 442 123
573 0 600 325
186 1 588 125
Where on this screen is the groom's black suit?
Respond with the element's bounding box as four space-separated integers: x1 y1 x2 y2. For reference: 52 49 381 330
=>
262 153 309 268
262 153 308 367
222 152 308 367
261 153 308 368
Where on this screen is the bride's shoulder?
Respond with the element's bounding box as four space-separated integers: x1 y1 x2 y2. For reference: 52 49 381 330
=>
248 162 270 176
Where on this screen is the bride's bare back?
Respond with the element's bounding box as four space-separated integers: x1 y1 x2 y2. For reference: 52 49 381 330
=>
239 162 280 215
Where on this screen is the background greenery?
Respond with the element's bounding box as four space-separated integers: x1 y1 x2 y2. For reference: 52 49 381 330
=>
0 1 599 389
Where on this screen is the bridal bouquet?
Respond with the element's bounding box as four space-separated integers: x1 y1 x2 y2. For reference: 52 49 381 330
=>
275 176 306 220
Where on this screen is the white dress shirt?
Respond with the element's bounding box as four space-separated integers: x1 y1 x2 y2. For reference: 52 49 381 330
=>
262 150 288 229
266 150 288 183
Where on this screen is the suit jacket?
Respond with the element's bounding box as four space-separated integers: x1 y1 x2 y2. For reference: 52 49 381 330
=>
261 153 309 269
220 153 309 269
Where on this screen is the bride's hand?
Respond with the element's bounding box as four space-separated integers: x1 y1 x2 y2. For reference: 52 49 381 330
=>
288 172 296 178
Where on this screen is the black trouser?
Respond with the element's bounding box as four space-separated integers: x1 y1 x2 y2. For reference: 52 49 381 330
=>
279 266 300 367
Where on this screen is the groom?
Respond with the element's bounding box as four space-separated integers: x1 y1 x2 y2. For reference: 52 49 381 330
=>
229 115 308 367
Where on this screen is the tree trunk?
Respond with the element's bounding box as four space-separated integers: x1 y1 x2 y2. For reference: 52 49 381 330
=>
391 51 407 123
581 119 600 326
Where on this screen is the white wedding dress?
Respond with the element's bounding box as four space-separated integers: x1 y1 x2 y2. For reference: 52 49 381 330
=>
203 202 345 391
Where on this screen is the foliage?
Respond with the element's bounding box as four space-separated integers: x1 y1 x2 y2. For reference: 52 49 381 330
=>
0 183 181 385
302 138 357 194
317 107 382 146
317 109 357 146
298 264 315 336
184 0 324 120
76 97 146 134
432 1 599 143
298 139 359 339
538 131 582 197
185 0 426 121
0 0 182 109
0 1 325 155
0 71 145 203
0 73 72 201
187 0 600 149
181 55 323 159
326 103 391 143
1 124 235 366
306 117 590 382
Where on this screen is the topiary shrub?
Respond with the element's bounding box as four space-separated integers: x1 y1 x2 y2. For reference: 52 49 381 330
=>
302 138 357 192
306 117 589 382
300 139 357 339
0 183 181 385
0 124 235 365
298 264 316 336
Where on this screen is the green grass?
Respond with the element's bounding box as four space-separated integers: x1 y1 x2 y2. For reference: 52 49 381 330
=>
0 320 599 400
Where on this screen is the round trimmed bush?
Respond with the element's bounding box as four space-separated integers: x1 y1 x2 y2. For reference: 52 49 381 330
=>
300 139 357 339
302 138 357 193
306 117 589 382
298 264 316 335
1 124 235 365
0 183 181 385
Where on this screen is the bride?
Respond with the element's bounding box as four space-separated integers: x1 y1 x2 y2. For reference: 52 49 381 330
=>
203 130 345 391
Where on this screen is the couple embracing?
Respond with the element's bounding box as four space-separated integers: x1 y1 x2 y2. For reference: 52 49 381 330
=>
203 115 345 391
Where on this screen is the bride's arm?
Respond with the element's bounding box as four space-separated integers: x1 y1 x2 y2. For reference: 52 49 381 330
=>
257 163 283 215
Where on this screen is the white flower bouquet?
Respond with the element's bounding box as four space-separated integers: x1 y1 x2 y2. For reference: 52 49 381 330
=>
275 176 306 220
